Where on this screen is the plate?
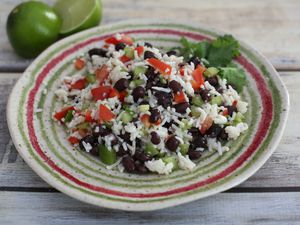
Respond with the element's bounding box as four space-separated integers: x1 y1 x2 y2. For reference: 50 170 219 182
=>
7 20 289 211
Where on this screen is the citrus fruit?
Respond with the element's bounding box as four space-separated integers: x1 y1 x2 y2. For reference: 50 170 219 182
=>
6 1 61 58
54 0 102 36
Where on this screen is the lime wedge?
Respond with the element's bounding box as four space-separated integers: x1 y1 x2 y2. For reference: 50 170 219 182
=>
54 0 102 36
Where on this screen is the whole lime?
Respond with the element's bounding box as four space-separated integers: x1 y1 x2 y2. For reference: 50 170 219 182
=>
6 1 61 58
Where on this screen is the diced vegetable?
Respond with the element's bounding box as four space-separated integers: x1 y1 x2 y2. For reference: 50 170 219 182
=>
162 156 178 170
119 55 131 63
140 114 151 128
76 122 89 130
99 104 115 123
210 96 222 105
70 78 86 90
192 95 204 106
133 79 144 86
85 110 93 122
233 112 245 125
147 58 172 75
95 65 109 84
68 136 79 145
179 143 189 155
191 106 201 117
200 116 213 135
108 88 120 99
121 111 133 124
174 91 186 103
104 34 133 46
124 46 134 59
145 142 159 156
98 144 117 165
118 91 127 102
191 66 205 90
91 86 111 101
203 67 219 77
133 66 147 77
86 74 96 84
135 46 144 56
74 58 85 70
64 110 74 122
53 106 75 121
138 104 150 112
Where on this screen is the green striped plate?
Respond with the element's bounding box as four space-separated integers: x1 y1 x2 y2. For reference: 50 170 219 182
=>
7 20 289 211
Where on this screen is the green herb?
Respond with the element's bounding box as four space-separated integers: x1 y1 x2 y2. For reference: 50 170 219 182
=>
179 35 240 67
219 67 246 92
64 110 73 122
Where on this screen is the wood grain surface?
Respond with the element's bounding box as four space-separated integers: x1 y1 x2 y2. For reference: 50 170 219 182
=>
1 0 300 71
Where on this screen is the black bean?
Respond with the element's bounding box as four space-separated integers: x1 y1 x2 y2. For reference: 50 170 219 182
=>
79 135 97 150
135 161 149 174
127 71 134 81
144 42 153 48
199 89 211 102
174 102 190 113
218 128 228 140
155 91 172 108
165 136 180 151
117 145 127 157
89 146 99 156
192 136 207 148
226 105 237 117
207 124 222 138
114 78 129 92
118 132 131 144
134 150 151 162
166 50 177 56
136 138 142 147
122 156 135 172
168 80 182 93
188 56 201 67
188 150 202 160
144 51 156 59
115 42 126 51
88 48 107 58
188 127 201 138
149 109 161 123
163 120 174 129
139 100 149 105
206 76 219 87
132 86 146 102
145 66 158 79
92 124 110 137
216 86 224 94
150 131 161 145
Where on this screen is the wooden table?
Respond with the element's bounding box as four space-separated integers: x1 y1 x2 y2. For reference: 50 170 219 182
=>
1 1 300 224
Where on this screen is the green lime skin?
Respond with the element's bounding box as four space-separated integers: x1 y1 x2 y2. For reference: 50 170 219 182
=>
6 1 61 58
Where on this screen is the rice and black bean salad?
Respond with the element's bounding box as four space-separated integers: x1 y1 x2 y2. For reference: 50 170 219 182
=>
53 33 248 175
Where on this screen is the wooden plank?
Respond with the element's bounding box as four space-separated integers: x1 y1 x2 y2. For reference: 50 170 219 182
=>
0 72 299 189
0 0 300 71
0 191 300 224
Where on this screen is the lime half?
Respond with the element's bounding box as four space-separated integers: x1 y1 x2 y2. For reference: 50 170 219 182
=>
54 0 102 36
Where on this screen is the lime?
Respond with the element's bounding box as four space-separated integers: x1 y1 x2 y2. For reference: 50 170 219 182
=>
54 0 102 36
6 1 61 58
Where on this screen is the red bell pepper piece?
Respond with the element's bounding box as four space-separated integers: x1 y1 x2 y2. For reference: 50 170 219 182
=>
222 108 228 116
191 66 206 90
85 110 93 122
147 58 172 75
70 78 86 90
53 106 75 121
68 136 79 145
99 104 115 122
200 116 213 135
105 34 133 46
120 55 131 63
74 58 85 70
174 91 186 103
135 46 144 56
232 100 238 106
140 114 151 128
108 88 120 98
91 86 112 101
95 65 109 85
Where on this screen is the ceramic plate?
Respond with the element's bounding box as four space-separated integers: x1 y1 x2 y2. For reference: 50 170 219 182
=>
7 20 289 211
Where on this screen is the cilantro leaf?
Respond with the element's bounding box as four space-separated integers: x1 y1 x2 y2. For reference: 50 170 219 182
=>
179 37 209 60
207 35 240 67
219 67 246 92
